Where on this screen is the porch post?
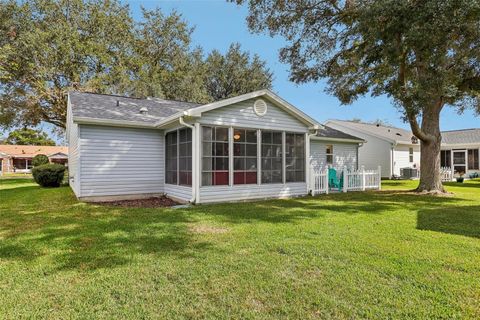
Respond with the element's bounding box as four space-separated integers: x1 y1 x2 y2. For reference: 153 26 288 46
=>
342 165 347 193
378 165 382 190
305 132 310 193
194 122 201 204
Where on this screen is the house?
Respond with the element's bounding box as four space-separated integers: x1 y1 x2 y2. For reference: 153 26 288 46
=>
440 129 480 176
325 120 420 178
326 120 480 178
66 90 364 203
0 145 68 173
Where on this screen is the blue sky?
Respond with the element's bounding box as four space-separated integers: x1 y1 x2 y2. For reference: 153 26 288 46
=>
13 0 479 143
133 0 478 131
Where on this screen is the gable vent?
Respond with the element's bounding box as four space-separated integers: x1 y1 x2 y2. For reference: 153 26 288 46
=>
253 99 267 116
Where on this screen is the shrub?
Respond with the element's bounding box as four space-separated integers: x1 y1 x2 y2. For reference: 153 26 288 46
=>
32 154 49 167
32 163 66 187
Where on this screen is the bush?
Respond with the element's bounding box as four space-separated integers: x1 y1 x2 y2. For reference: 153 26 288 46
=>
32 154 49 167
32 164 66 187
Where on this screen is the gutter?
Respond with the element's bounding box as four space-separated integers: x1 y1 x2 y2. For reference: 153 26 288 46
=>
310 136 365 144
179 116 197 204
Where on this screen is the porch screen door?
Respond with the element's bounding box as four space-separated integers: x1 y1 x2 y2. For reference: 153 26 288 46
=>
452 150 467 175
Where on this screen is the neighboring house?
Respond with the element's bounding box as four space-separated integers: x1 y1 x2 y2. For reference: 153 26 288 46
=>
325 120 420 178
440 129 480 176
66 90 364 203
0 145 68 173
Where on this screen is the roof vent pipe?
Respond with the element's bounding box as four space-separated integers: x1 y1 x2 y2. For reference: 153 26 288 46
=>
139 107 148 115
116 100 120 107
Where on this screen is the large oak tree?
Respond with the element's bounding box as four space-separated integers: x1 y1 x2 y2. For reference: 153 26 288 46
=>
0 0 272 130
234 0 480 192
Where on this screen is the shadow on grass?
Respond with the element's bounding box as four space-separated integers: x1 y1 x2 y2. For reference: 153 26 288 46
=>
417 205 480 238
444 181 480 189
0 181 470 273
193 190 463 224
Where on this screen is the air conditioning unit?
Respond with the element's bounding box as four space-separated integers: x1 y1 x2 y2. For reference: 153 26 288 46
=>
400 167 419 179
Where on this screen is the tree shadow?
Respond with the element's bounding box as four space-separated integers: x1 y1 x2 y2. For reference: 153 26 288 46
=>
193 190 463 224
443 181 480 188
417 205 480 238
0 197 215 271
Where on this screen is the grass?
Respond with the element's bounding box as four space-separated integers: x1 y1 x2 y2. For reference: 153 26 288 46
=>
0 178 479 319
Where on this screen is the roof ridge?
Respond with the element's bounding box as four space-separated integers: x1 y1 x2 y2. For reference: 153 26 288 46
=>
442 128 480 133
69 91 144 100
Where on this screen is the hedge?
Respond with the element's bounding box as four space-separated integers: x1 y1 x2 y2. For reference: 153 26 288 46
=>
32 163 66 187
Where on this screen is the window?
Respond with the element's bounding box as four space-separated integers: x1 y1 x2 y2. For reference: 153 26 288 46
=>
409 147 414 163
261 131 283 183
285 133 305 182
13 158 28 170
468 149 479 170
233 128 257 184
165 131 178 184
440 150 451 167
165 128 192 186
326 144 333 165
202 126 229 186
178 128 192 185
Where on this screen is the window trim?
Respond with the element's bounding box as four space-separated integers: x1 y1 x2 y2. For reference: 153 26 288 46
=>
409 147 414 163
232 127 258 185
165 127 192 186
200 126 307 188
326 144 334 165
201 125 230 187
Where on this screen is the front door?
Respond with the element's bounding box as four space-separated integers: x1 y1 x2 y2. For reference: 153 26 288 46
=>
452 150 467 175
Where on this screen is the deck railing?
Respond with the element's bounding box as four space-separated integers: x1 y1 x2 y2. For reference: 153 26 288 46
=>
309 166 382 195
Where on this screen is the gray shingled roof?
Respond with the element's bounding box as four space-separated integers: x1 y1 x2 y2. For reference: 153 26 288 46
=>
69 91 201 124
316 125 364 141
327 120 416 144
68 92 365 142
442 129 480 145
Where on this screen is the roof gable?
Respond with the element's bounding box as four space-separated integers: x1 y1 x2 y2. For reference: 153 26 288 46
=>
155 89 322 129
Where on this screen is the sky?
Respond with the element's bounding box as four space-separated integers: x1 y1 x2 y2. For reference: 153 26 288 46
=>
7 0 478 143
129 0 479 131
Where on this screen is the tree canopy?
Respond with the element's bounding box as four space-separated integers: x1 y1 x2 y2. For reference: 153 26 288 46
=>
0 0 273 129
4 128 56 146
234 0 480 192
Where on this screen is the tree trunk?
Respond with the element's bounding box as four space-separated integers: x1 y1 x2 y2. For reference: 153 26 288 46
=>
415 107 446 193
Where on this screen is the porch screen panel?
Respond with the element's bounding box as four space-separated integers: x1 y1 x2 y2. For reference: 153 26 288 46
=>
440 150 451 167
165 131 178 184
233 129 257 184
261 131 283 183
179 128 192 186
285 133 305 182
202 126 229 186
468 149 479 170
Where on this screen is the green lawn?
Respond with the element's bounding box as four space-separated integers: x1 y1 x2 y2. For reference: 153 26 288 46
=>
0 178 479 319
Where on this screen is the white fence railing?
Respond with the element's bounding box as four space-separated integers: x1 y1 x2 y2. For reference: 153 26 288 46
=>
310 166 382 195
440 167 453 182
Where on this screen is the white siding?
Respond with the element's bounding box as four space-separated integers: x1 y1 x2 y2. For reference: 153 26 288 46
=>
78 125 164 197
66 99 80 196
198 98 308 132
393 144 420 176
195 98 310 203
198 183 307 204
326 122 393 177
310 141 358 170
164 184 192 202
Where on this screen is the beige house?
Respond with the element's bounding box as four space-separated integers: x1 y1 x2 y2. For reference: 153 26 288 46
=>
0 145 68 173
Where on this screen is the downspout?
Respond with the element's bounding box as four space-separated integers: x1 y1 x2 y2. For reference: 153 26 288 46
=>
391 142 397 178
179 116 196 204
